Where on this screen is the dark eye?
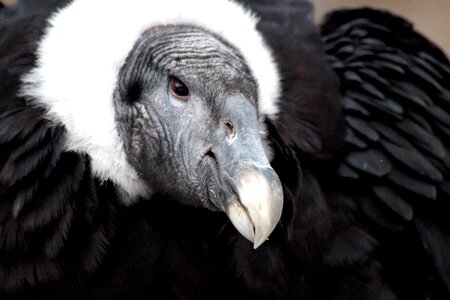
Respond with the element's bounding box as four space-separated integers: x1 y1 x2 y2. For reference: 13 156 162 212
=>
169 76 190 101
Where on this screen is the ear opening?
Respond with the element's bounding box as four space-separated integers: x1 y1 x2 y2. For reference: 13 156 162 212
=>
123 80 143 104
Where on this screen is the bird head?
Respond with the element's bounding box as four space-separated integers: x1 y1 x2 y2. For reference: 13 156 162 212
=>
22 0 282 248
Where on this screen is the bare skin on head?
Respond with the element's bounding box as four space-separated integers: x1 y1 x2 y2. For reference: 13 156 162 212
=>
114 25 283 248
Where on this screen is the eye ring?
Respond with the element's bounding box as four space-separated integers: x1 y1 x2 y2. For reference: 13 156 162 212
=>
169 76 190 101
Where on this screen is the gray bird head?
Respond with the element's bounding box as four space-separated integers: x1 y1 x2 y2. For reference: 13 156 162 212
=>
114 25 283 248
21 0 282 248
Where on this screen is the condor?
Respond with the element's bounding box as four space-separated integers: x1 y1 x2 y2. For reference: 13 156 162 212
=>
0 0 449 299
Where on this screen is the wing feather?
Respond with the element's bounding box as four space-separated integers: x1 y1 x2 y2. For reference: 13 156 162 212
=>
322 8 450 295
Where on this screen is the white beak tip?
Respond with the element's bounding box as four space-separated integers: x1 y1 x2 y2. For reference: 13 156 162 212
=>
253 237 268 249
224 168 283 249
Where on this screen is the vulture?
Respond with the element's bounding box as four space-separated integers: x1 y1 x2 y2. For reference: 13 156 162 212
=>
0 0 449 299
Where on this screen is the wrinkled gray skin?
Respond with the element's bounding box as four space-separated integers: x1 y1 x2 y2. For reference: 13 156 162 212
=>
113 25 282 247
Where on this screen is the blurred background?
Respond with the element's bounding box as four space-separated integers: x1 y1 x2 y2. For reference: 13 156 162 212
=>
1 0 15 6
311 0 450 56
1 0 449 56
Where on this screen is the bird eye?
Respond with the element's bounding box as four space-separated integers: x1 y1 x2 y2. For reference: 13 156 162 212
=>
169 76 190 101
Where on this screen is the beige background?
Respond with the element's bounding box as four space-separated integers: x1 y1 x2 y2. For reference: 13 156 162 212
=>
311 0 450 56
1 0 16 6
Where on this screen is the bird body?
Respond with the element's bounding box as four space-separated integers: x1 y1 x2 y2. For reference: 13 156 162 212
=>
0 0 449 299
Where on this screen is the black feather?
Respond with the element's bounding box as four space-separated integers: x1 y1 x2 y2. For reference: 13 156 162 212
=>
346 116 379 142
345 149 391 177
323 7 450 298
338 163 360 179
0 2 449 300
380 139 442 182
395 119 445 159
372 185 413 221
360 196 404 232
345 128 368 149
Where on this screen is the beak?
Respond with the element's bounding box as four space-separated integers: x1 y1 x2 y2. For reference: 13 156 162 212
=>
213 96 283 249
224 163 283 249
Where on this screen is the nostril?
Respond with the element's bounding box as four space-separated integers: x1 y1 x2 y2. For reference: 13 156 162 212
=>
224 120 236 139
205 149 216 161
204 149 219 171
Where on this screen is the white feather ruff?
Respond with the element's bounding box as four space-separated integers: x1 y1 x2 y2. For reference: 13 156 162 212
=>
21 0 280 202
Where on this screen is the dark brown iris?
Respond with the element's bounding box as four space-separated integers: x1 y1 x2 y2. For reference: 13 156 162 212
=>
169 76 190 101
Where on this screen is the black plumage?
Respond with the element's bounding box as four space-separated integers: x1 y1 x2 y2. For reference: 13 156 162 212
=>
0 1 449 300
321 8 450 298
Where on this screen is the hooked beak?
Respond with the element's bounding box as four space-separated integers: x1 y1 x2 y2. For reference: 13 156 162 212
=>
224 163 283 249
212 96 283 249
